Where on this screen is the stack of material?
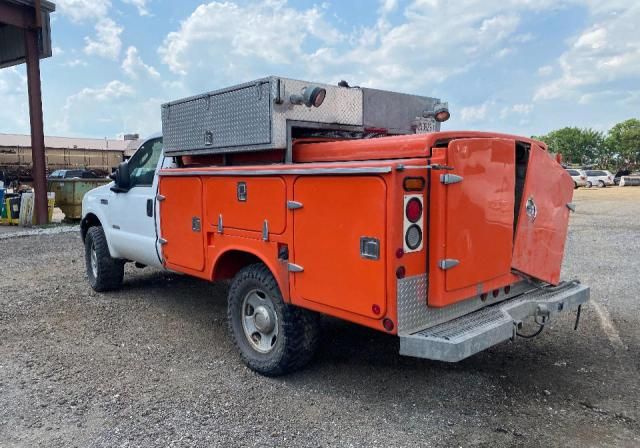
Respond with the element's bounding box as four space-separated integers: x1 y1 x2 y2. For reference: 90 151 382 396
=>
620 176 640 187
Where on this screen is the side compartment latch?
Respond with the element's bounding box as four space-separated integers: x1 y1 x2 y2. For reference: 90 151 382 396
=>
438 259 460 270
288 263 304 273
440 174 463 185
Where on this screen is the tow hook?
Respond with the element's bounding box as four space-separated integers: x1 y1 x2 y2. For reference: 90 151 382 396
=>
535 304 550 325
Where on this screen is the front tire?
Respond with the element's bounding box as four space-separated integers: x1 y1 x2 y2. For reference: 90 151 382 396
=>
586 181 593 188
598 180 606 188
227 264 319 376
85 226 124 292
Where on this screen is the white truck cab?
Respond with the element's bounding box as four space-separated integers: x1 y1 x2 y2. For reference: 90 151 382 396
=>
81 134 170 286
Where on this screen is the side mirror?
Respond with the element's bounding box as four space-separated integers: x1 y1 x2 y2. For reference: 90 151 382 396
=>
111 161 131 192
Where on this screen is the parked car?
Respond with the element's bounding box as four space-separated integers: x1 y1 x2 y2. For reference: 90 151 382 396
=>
584 169 614 187
48 169 101 180
614 169 631 186
565 168 588 188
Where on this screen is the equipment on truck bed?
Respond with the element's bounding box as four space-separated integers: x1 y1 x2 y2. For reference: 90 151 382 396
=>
161 76 449 162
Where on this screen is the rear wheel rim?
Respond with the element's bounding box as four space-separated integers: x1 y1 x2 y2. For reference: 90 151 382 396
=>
90 243 98 278
241 289 279 353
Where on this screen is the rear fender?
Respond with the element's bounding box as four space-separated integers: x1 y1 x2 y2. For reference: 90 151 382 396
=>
211 247 290 302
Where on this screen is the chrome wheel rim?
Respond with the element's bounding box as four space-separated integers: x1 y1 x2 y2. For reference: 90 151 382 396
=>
241 289 278 353
90 244 98 278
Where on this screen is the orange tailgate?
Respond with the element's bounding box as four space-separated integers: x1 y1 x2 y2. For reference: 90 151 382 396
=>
512 144 574 284
159 176 205 271
292 176 387 318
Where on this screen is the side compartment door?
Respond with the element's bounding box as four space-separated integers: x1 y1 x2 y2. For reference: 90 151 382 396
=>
512 144 574 284
158 177 205 272
292 176 386 319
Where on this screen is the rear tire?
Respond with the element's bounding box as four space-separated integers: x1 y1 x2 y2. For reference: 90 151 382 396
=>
574 181 578 189
85 226 124 292
586 181 593 188
227 263 319 376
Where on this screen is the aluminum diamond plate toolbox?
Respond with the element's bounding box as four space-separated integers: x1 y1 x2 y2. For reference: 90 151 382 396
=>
161 76 443 156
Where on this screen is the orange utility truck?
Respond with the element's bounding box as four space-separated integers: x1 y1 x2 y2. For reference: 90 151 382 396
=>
81 77 589 375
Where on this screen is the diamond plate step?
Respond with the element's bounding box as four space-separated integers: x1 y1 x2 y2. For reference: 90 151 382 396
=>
399 281 590 362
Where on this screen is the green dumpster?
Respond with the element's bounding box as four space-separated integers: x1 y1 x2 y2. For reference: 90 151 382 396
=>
47 178 111 220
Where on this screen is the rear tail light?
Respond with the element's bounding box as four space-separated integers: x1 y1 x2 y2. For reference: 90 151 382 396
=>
405 198 423 222
403 195 424 252
405 225 422 250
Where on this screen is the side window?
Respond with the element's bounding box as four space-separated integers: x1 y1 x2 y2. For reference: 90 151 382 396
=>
567 170 578 176
128 138 163 188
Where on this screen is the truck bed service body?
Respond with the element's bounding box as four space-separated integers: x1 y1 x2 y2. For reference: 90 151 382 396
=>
81 77 589 375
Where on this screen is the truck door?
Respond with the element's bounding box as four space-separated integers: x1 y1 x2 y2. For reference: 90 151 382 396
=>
107 137 164 268
292 176 387 319
512 144 574 284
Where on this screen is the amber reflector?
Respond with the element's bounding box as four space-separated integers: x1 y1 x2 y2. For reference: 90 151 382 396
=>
403 177 425 191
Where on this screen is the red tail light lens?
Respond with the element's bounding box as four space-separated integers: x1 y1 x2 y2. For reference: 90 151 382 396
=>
405 198 422 223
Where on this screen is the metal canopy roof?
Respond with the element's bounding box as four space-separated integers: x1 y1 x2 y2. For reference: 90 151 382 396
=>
0 0 55 69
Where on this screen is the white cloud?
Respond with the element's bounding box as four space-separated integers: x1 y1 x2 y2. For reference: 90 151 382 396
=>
158 1 561 94
122 46 160 79
0 68 29 133
63 58 88 67
500 103 533 118
54 80 135 134
460 101 492 123
379 0 399 14
55 0 111 22
123 0 151 16
159 1 343 79
84 18 123 60
512 104 533 114
537 65 553 76
72 80 135 102
535 3 640 101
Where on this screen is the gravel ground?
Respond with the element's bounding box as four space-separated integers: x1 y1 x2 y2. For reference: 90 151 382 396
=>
1 188 639 447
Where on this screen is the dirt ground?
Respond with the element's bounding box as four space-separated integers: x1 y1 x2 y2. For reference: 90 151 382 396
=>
0 187 639 447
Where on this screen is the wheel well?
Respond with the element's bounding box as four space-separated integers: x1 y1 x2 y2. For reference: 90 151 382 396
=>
212 250 264 281
81 213 101 242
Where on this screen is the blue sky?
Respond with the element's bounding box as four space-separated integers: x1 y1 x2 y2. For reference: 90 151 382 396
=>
1 0 638 139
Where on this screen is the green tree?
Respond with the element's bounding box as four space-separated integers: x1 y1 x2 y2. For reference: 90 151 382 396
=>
534 127 604 166
605 119 640 170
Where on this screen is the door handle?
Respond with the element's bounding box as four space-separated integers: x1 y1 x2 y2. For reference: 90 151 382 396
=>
146 199 153 217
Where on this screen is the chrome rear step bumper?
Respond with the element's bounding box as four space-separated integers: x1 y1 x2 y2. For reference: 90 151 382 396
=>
399 281 590 362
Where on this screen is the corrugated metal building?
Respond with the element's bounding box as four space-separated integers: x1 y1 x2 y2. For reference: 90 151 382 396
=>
0 133 142 181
